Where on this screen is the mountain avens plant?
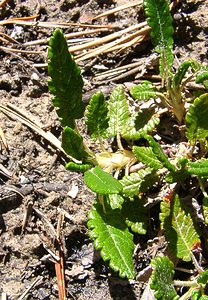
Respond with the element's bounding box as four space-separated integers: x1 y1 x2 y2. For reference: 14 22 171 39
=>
48 0 208 297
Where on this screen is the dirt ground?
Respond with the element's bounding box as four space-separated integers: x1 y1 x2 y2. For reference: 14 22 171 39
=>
0 1 208 299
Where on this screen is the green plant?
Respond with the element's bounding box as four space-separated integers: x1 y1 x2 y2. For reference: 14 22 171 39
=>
47 0 208 297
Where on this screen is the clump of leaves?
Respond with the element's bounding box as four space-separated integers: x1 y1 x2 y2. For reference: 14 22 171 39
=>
48 0 208 297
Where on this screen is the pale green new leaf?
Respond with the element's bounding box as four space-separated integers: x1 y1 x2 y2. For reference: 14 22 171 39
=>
84 166 123 194
122 198 147 234
107 85 135 138
187 159 208 177
130 81 156 101
133 146 163 170
186 94 208 144
120 167 157 197
62 127 89 160
88 201 135 279
48 29 85 128
108 194 124 210
143 0 174 77
150 256 178 300
166 194 200 261
85 91 109 141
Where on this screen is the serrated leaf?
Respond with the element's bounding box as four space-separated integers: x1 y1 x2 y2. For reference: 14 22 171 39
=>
150 256 178 300
107 85 135 138
85 91 109 141
166 194 200 261
62 127 89 160
187 159 208 177
173 60 194 87
145 135 175 172
84 166 123 194
48 29 85 128
160 198 171 230
135 109 154 130
88 201 135 279
120 167 156 197
65 162 92 173
122 198 147 234
143 0 174 77
108 194 124 210
130 81 156 101
165 170 189 183
133 146 163 170
196 66 208 89
186 94 208 144
128 111 160 140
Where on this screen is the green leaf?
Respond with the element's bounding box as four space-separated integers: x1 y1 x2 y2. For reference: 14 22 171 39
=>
173 60 194 87
88 201 135 279
122 198 147 234
160 197 171 230
202 197 208 225
130 81 156 101
186 94 208 144
145 135 175 172
196 66 208 89
133 146 163 170
85 91 109 141
190 288 208 300
187 159 208 177
65 162 92 173
166 194 200 262
150 256 178 300
139 114 160 136
107 85 135 138
48 29 85 128
198 270 208 284
108 194 124 210
128 111 160 140
120 167 157 197
84 166 123 194
143 0 174 77
135 109 154 130
62 127 89 160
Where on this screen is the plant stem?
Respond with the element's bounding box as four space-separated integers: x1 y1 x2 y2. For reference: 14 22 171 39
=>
198 176 208 199
116 132 124 151
173 280 197 287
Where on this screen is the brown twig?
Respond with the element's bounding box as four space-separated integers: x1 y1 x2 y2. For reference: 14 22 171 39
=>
0 125 8 150
17 277 43 300
55 212 66 300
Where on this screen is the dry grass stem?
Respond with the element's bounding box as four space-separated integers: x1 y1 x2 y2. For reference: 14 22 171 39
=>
0 19 112 29
0 103 81 163
0 45 41 54
23 28 109 46
92 0 142 20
